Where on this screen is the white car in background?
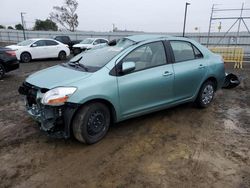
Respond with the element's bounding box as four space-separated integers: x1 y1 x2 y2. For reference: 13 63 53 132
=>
72 38 108 55
6 38 70 63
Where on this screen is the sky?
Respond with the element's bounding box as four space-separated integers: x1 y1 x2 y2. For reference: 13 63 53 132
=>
0 0 249 33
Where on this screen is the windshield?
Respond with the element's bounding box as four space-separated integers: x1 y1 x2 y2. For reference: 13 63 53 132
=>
67 38 135 72
80 38 95 44
116 38 134 48
70 46 121 68
17 39 35 46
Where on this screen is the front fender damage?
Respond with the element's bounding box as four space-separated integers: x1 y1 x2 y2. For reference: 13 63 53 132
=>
19 82 79 139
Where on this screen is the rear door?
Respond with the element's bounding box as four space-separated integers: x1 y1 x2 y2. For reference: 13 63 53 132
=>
117 41 174 117
168 40 207 101
44 40 60 58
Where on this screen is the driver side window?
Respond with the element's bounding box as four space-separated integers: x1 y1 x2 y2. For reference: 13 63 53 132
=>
93 40 100 45
33 40 46 47
122 41 167 72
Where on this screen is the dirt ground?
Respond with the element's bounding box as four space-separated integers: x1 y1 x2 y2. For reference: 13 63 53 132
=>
0 58 249 188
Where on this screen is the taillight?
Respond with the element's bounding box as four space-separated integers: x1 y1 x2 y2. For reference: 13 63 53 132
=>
6 50 16 57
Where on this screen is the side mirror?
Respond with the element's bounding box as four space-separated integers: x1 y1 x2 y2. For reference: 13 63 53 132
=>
31 43 37 47
93 41 98 45
122 61 135 74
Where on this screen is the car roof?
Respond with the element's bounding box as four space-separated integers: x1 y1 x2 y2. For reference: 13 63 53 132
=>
30 38 56 41
54 36 69 38
125 34 170 42
84 38 108 40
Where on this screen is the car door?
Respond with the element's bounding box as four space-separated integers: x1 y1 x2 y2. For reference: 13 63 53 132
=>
29 40 46 59
169 40 207 101
44 40 60 58
117 41 174 117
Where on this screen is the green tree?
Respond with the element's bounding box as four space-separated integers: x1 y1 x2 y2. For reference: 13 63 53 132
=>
50 0 79 31
0 25 5 29
33 19 58 31
7 26 14 29
15 24 24 30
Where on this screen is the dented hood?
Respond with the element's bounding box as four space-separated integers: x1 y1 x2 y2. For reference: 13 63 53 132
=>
26 65 92 89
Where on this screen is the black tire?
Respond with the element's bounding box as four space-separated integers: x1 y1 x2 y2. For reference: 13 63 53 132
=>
58 51 67 60
20 52 31 63
72 102 110 144
195 81 215 108
0 64 5 79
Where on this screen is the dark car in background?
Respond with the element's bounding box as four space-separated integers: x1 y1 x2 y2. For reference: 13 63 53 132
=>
54 36 81 51
0 47 19 79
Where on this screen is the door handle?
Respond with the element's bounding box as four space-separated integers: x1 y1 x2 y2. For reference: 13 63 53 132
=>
163 71 173 76
198 64 206 69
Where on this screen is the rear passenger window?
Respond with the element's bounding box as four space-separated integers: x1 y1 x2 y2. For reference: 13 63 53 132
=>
193 45 203 59
170 41 197 62
45 40 58 46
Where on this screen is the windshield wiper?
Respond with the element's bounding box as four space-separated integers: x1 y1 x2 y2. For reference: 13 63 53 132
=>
68 57 89 71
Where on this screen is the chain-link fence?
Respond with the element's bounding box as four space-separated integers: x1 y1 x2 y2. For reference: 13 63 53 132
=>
0 29 249 58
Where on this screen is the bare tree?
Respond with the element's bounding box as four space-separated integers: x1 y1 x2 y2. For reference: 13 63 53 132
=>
50 0 79 32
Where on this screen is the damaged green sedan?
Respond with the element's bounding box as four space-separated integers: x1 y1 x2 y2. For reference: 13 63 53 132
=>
19 35 225 144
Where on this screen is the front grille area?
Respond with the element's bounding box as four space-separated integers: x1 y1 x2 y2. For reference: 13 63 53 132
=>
19 82 49 107
18 82 77 138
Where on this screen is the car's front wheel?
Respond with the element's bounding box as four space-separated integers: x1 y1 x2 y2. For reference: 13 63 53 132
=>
196 81 215 108
72 102 110 144
20 52 31 63
0 64 5 79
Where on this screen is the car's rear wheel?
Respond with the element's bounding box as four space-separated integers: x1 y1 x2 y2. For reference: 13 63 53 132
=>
58 51 66 60
196 81 215 108
0 64 5 79
72 102 110 144
20 52 31 63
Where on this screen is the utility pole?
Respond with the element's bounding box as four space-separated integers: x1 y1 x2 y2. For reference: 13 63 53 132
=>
20 12 26 40
236 3 244 45
207 4 215 47
182 2 190 37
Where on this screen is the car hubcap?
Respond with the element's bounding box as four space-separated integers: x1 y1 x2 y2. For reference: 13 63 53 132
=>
87 111 105 136
202 84 214 105
23 54 30 62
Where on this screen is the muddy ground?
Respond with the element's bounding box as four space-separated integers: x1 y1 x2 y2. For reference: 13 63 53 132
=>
0 58 249 188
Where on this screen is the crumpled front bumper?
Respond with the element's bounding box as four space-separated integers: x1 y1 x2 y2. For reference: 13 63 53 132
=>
19 82 79 138
222 73 240 89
